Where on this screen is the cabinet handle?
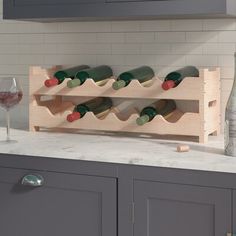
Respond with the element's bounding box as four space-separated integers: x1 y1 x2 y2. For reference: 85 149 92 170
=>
21 174 44 187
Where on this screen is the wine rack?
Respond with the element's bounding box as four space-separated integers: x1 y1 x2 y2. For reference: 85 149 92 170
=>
29 66 220 143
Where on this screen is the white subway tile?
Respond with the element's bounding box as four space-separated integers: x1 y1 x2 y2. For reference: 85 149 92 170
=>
0 34 18 44
19 34 44 44
221 79 234 92
59 22 112 33
186 32 218 43
125 55 157 66
202 43 235 55
44 33 97 44
0 55 19 65
219 31 236 42
112 44 140 55
0 65 29 75
111 21 140 32
218 55 234 67
44 54 97 65
18 55 44 65
171 20 203 31
140 20 171 32
125 32 155 43
186 55 217 67
0 17 234 128
156 55 186 67
140 43 171 55
156 32 186 43
56 43 111 55
96 33 125 43
18 44 45 54
221 67 235 79
0 44 19 54
203 19 236 31
96 55 125 66
171 43 203 55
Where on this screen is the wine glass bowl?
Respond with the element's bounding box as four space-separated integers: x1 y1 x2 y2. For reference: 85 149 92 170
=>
0 77 23 143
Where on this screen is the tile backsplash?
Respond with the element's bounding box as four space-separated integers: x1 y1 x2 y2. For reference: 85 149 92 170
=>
0 1 235 130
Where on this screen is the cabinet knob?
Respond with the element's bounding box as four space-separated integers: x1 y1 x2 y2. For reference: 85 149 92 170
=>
21 174 44 187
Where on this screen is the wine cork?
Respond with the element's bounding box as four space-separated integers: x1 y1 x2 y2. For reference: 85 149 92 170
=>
177 144 190 153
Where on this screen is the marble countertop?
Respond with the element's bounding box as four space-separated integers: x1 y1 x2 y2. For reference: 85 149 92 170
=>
0 128 236 174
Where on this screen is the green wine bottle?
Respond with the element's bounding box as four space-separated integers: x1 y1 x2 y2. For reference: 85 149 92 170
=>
67 97 113 122
136 100 176 126
162 66 199 90
44 65 90 87
112 66 155 90
67 65 113 88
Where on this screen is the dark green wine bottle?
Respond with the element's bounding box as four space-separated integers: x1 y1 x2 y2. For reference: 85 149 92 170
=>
136 100 176 126
162 66 199 90
67 97 113 122
44 65 90 87
112 66 155 90
67 65 113 88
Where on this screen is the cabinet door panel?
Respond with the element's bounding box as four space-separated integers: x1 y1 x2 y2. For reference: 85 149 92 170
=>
134 180 231 236
232 190 236 236
106 0 169 2
14 0 104 6
0 167 116 236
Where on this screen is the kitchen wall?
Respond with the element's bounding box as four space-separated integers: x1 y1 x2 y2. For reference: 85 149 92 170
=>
0 0 235 130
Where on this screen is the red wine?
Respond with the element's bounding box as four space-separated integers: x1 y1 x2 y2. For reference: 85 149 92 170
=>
0 92 23 110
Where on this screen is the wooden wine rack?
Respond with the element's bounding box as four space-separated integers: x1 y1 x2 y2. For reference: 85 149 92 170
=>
29 66 221 143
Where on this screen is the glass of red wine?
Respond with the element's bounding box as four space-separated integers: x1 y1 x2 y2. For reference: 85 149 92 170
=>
0 77 23 143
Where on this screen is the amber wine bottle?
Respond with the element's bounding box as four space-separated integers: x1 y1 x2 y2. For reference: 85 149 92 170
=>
112 66 154 90
162 66 199 90
44 65 90 87
67 66 113 88
67 97 113 122
136 100 176 126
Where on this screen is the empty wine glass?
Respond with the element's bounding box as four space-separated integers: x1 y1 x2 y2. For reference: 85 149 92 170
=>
0 77 23 143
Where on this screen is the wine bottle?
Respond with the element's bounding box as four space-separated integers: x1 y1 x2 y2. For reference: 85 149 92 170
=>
67 65 113 88
67 97 113 122
44 65 90 87
162 66 199 90
136 100 176 126
225 53 236 156
112 66 154 90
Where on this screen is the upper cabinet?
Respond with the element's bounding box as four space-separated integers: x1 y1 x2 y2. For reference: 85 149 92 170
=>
3 0 236 21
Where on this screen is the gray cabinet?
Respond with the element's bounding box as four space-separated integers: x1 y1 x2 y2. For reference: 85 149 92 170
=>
0 154 235 236
14 0 104 6
0 167 117 236
233 191 236 235
3 0 236 21
134 180 231 236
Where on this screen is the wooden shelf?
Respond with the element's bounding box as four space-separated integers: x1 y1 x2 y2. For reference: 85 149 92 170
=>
29 66 221 143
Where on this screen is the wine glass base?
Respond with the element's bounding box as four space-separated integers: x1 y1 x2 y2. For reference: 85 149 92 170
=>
0 139 17 144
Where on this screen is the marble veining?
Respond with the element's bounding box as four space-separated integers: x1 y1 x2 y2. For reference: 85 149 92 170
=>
0 128 236 174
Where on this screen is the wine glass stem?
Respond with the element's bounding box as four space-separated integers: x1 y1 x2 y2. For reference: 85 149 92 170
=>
6 110 10 141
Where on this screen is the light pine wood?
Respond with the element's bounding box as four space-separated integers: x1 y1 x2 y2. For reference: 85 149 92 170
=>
29 66 221 143
177 145 190 152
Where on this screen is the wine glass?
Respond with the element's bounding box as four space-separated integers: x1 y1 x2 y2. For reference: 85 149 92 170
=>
0 77 23 143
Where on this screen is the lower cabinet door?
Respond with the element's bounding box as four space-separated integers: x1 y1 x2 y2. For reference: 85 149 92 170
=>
0 167 117 236
232 190 236 235
134 180 231 236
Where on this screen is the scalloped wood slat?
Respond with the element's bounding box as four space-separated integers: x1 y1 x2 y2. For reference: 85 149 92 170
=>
29 66 221 143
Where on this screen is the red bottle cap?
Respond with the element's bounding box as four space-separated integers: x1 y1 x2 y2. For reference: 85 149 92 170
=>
67 112 81 122
44 78 59 87
162 80 176 90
